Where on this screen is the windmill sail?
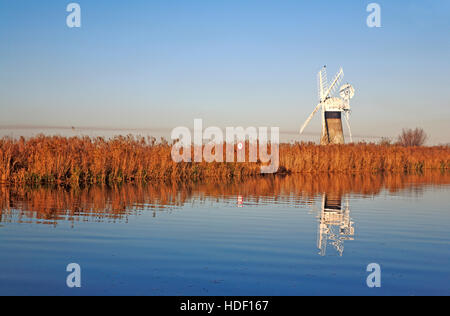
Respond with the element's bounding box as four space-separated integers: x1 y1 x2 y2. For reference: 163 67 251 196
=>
318 66 328 102
323 68 343 100
300 103 322 134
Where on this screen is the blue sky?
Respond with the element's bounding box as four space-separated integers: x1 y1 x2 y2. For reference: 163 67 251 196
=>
0 0 449 143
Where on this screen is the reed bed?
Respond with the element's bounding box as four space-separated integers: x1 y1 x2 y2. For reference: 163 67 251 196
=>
0 135 449 185
280 142 450 173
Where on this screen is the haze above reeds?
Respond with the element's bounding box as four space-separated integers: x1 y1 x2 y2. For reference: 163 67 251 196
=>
0 135 449 185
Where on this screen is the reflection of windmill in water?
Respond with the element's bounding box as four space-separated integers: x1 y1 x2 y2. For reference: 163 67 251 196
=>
300 66 355 145
317 194 355 256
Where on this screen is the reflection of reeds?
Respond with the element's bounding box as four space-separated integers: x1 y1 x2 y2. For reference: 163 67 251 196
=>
1 171 449 225
0 136 449 184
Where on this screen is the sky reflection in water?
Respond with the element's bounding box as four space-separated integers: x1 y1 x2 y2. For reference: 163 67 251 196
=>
0 172 449 295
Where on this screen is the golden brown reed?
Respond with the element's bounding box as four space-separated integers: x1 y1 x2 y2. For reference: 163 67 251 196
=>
279 142 450 173
0 135 449 185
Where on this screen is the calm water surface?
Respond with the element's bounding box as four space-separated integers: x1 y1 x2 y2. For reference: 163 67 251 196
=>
0 173 449 296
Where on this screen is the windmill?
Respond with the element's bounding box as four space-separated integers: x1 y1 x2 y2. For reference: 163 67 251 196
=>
300 66 355 145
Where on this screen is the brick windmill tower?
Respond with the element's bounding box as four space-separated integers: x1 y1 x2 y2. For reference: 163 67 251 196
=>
300 66 355 145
